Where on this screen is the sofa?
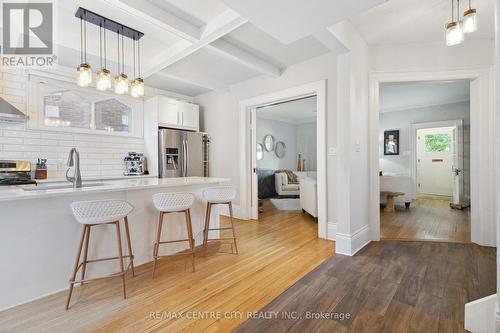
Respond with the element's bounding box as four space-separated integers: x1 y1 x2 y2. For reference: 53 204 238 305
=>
300 177 318 218
274 171 318 197
275 172 300 196
379 175 413 208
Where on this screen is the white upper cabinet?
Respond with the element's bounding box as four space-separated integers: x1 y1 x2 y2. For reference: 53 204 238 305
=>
180 102 200 130
152 96 199 131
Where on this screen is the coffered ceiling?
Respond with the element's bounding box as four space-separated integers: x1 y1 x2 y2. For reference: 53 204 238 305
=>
49 0 493 97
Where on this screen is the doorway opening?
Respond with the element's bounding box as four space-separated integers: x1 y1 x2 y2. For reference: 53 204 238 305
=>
378 80 471 243
255 96 318 224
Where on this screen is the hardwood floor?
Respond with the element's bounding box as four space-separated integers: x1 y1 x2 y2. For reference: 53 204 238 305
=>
0 208 332 333
380 198 470 243
234 241 496 333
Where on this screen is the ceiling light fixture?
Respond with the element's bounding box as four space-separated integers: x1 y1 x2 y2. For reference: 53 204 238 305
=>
114 31 129 95
76 13 92 87
96 21 112 91
130 37 144 98
445 0 464 46
462 0 477 34
74 8 144 97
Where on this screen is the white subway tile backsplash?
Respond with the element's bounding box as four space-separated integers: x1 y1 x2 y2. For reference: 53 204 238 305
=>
0 69 146 178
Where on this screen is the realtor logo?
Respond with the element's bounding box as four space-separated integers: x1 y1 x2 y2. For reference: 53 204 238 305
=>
2 2 53 54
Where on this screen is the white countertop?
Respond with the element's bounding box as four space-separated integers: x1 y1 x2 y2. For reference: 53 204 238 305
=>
0 177 230 202
35 174 156 183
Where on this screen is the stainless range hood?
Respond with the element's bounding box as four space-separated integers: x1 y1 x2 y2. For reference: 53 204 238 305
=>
0 97 27 123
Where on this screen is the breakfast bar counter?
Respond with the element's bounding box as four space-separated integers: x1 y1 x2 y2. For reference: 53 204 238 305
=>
0 177 229 310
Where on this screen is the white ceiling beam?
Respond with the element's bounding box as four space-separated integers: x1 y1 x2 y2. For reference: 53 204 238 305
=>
155 71 229 93
208 39 281 77
103 0 200 41
144 10 247 77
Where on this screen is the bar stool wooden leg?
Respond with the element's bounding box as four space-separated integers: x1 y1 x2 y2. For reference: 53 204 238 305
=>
184 209 195 272
228 202 239 254
203 203 211 255
66 225 87 310
115 221 126 299
152 212 164 278
123 216 135 277
80 225 91 285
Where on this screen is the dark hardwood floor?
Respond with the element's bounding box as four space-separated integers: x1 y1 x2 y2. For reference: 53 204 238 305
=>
234 241 496 333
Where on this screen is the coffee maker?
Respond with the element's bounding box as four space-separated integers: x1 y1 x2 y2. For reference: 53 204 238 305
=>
123 152 148 176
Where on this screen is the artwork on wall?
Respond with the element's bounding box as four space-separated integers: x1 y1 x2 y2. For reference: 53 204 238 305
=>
384 130 399 155
256 143 264 160
275 141 286 158
263 134 275 152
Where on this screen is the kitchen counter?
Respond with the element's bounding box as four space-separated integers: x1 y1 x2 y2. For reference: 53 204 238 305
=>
0 177 229 202
35 174 156 184
0 177 230 311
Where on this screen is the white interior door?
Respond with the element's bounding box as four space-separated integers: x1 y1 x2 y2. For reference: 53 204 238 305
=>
417 127 455 197
451 122 464 204
250 109 258 220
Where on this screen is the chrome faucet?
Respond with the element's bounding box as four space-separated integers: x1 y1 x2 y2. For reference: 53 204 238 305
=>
66 148 82 189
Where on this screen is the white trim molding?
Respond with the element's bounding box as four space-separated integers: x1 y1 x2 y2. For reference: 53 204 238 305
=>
327 222 337 241
369 67 496 247
335 225 371 256
238 80 328 240
464 294 497 333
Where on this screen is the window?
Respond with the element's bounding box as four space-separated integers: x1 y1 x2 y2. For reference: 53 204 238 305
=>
95 98 131 133
30 78 143 137
43 90 92 129
425 134 452 152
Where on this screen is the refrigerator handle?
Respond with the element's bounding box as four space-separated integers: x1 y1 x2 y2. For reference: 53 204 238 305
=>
182 140 187 177
185 139 189 176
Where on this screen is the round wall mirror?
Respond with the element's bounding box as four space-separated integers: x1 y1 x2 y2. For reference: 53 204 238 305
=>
275 141 286 158
256 143 264 160
263 135 275 152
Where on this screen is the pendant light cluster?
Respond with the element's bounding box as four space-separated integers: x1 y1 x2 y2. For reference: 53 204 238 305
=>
75 8 144 98
445 0 478 46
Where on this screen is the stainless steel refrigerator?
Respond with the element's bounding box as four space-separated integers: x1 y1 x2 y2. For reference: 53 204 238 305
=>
158 128 210 178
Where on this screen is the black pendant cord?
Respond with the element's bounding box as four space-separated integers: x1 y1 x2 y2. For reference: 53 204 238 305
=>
138 38 141 78
84 13 87 64
80 17 83 64
99 24 103 70
133 38 136 79
451 0 455 22
121 33 125 74
117 31 120 75
103 20 107 69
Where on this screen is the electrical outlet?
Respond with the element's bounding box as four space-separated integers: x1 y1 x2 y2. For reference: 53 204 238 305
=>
57 161 63 170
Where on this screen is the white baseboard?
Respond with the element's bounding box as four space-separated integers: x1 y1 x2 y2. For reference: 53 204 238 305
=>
335 225 371 256
219 204 242 220
465 294 497 333
327 222 337 241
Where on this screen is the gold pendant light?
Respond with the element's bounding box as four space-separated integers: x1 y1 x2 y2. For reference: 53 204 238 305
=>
462 0 477 34
96 20 112 91
130 37 144 98
445 0 464 46
76 14 92 87
114 31 129 95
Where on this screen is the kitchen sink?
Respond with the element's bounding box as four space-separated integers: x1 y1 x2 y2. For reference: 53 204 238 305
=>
23 182 108 191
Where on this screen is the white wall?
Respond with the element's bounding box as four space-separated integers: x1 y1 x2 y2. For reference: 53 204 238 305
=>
369 39 494 72
379 102 471 201
256 118 297 170
196 52 338 225
296 122 317 171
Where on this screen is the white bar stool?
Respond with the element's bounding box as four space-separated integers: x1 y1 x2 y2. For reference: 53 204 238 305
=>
152 192 196 278
202 187 238 254
66 200 135 310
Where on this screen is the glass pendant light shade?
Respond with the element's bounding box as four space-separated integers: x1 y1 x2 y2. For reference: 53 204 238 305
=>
76 63 92 87
96 69 112 91
446 22 464 46
462 8 477 33
130 78 144 97
114 73 129 94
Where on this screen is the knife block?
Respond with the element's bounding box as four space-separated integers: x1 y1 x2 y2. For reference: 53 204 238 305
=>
35 169 47 180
